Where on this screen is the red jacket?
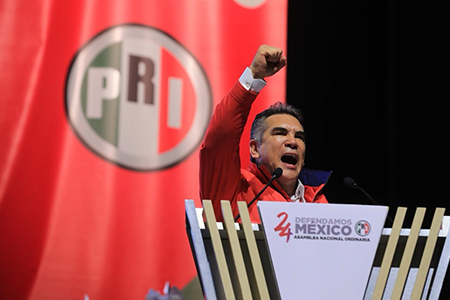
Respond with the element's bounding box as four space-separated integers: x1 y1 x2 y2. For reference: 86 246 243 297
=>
200 81 330 223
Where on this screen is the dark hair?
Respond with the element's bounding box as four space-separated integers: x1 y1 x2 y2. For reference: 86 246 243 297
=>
250 102 304 143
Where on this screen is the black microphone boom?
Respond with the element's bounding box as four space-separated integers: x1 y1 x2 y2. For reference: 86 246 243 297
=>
343 176 378 205
234 168 283 222
343 176 394 224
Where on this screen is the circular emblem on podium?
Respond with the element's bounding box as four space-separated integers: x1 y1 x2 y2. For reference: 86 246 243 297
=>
355 220 371 236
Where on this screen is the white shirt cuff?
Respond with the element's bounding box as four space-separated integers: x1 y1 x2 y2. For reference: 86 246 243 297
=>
239 67 267 93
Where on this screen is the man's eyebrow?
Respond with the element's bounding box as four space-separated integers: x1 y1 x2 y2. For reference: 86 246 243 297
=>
271 127 289 133
270 127 306 137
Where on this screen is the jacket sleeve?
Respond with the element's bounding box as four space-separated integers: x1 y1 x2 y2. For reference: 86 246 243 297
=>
199 81 258 219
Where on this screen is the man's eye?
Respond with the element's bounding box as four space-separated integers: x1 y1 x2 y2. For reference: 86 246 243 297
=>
275 131 285 135
295 134 306 141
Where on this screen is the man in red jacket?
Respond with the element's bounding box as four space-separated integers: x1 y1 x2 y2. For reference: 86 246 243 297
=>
200 45 330 223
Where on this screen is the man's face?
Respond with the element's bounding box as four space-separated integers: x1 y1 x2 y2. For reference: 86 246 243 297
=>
250 114 305 189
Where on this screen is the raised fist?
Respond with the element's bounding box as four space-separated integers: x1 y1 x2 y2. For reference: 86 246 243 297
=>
249 45 287 79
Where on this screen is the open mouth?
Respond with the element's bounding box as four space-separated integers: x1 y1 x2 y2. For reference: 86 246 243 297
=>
281 153 298 166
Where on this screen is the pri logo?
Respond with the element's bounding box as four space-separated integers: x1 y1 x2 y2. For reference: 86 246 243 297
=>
66 24 212 171
274 212 292 242
234 0 267 8
355 220 371 236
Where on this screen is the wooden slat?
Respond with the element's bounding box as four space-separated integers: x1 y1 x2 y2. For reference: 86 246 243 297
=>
372 207 407 300
411 208 446 299
221 200 253 300
185 200 217 300
391 207 426 300
237 201 271 300
429 215 450 299
202 200 236 300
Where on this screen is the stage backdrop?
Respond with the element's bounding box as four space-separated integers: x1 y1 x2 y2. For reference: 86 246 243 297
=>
0 1 287 299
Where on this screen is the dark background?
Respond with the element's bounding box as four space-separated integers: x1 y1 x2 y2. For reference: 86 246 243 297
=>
287 0 448 296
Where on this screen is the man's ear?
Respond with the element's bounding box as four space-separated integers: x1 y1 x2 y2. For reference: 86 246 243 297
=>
249 140 260 160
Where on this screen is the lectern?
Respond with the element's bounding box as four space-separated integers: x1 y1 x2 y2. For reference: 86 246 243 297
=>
185 200 449 299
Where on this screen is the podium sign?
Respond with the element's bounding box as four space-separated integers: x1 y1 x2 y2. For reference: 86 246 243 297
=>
258 202 388 300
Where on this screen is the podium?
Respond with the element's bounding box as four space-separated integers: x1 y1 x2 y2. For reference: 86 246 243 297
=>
185 200 449 299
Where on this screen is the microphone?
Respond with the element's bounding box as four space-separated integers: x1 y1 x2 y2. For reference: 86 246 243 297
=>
343 177 394 223
343 177 379 205
234 167 283 222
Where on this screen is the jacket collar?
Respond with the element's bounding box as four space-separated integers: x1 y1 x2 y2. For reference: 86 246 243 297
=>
248 163 290 199
299 168 332 187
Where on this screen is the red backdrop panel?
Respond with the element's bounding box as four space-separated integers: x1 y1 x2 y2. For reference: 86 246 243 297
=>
0 0 287 299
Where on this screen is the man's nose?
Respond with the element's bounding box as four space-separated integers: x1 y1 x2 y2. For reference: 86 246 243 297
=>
284 134 298 149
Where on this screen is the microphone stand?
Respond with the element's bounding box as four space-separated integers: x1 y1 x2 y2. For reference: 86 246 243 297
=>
234 168 282 222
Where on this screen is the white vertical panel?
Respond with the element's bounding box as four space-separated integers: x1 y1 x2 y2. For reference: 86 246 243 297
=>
167 77 182 129
118 38 160 157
